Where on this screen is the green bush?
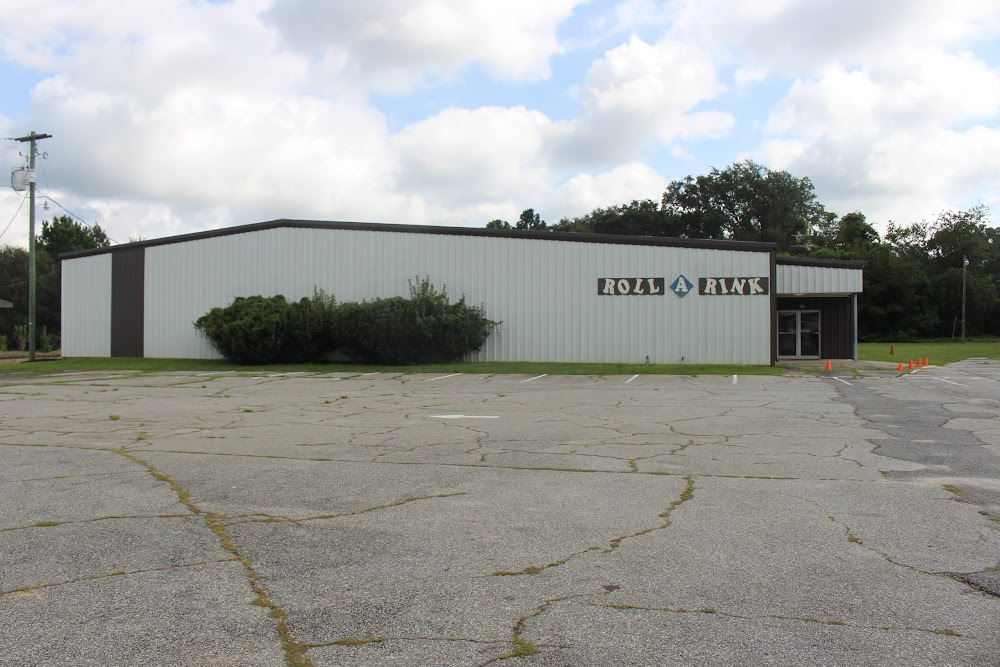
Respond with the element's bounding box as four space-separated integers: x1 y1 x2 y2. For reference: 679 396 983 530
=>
0 334 6 351
194 291 335 364
332 277 499 365
195 281 497 365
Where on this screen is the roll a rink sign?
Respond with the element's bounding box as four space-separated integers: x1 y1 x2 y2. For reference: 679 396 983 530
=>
598 276 769 297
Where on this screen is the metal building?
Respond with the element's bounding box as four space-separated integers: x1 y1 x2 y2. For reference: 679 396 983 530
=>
60 220 863 364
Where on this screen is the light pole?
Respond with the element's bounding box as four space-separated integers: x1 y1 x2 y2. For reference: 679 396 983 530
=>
961 255 969 343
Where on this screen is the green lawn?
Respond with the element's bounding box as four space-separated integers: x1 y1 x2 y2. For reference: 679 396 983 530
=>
858 339 1000 365
2 340 995 376
0 356 784 377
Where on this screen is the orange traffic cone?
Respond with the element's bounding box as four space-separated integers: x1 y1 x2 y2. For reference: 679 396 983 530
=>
908 360 914 370
897 362 904 371
924 357 929 366
916 358 923 367
825 360 832 371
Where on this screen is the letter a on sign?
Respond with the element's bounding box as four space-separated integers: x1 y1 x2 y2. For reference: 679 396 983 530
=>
670 275 693 298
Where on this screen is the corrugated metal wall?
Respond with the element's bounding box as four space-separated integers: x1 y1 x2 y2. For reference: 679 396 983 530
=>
141 227 774 364
61 254 112 357
777 263 863 295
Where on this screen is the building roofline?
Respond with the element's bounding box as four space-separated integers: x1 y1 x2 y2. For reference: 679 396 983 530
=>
60 218 779 259
776 255 866 269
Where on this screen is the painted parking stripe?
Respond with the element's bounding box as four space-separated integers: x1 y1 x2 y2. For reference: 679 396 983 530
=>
624 374 639 384
933 377 970 387
829 377 853 386
361 372 380 376
521 374 548 383
431 414 499 419
424 373 463 382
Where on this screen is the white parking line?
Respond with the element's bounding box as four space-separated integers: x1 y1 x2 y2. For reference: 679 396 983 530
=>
431 414 499 419
361 372 380 376
424 373 463 382
624 375 639 384
829 377 853 385
521 374 548 383
933 377 970 387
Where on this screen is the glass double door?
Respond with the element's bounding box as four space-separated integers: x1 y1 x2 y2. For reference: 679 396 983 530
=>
778 311 820 358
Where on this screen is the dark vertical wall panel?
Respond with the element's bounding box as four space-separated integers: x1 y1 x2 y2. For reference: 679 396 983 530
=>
111 248 145 357
776 296 854 359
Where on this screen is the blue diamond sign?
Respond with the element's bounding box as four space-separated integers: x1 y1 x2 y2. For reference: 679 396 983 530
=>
670 274 694 298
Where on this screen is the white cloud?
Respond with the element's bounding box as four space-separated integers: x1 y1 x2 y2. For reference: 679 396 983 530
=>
392 106 552 204
261 0 583 92
670 0 1000 75
580 36 722 119
2 0 997 247
552 162 667 218
762 41 1000 226
547 35 733 166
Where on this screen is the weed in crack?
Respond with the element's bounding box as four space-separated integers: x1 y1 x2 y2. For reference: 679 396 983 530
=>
943 484 965 498
114 451 314 667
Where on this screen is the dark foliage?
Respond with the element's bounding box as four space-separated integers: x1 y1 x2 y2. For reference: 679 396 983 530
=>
196 280 498 365
333 277 499 364
194 292 335 364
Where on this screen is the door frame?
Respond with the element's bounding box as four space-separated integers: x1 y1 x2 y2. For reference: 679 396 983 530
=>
777 310 822 359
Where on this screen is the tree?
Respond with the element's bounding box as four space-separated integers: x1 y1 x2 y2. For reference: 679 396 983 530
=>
661 160 829 252
515 208 546 231
925 205 999 337
38 215 110 260
0 245 60 349
485 219 511 230
552 200 678 237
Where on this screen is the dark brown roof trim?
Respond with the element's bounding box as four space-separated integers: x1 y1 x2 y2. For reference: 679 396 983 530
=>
776 255 866 269
60 219 777 259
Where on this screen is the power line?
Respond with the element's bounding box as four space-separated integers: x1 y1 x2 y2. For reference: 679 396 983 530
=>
0 267 61 291
0 196 27 242
40 195 120 245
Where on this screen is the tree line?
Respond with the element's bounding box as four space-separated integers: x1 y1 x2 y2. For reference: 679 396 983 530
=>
486 160 999 341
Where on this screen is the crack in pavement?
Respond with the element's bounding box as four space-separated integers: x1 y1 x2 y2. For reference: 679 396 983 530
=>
115 450 317 667
0 470 146 486
0 558 241 597
0 513 196 533
220 493 467 526
491 476 696 577
585 601 970 637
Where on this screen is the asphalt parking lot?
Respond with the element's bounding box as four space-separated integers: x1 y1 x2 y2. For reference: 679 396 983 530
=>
1 361 998 666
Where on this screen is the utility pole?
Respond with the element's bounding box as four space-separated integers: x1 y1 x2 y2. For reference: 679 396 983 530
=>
12 131 52 361
961 255 969 344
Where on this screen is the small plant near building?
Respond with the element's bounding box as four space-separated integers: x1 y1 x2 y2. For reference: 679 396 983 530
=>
13 324 27 351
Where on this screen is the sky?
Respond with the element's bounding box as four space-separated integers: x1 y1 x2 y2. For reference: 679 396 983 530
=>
1 0 999 248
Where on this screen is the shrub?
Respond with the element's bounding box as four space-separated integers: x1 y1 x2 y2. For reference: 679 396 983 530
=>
195 281 497 366
13 324 27 351
332 277 498 365
194 291 335 364
39 326 53 353
0 334 6 351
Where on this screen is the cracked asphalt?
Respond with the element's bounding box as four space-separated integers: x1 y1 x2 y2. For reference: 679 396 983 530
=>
0 361 998 667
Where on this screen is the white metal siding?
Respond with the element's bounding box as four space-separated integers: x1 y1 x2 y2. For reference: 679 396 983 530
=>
777 264 863 295
61 254 112 357
143 228 772 364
